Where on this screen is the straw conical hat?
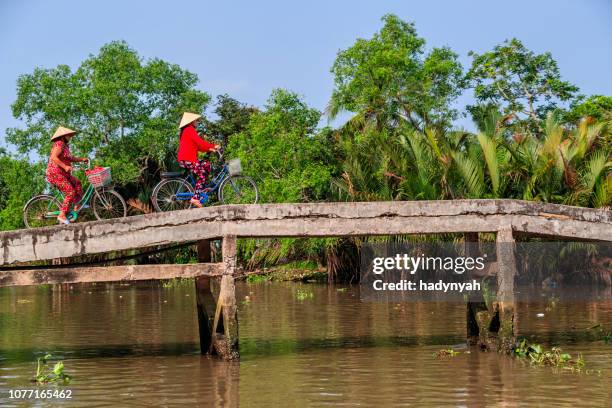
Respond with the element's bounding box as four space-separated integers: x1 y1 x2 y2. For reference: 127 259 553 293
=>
51 126 77 141
179 112 202 128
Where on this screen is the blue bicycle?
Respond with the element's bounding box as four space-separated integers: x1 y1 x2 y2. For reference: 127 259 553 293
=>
151 149 259 212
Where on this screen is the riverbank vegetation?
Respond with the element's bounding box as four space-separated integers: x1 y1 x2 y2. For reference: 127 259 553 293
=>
1 15 609 279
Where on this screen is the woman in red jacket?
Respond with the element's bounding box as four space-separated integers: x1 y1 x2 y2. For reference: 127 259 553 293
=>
178 112 220 207
46 126 89 224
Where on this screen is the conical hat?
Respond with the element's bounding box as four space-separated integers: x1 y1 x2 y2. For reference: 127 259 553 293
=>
51 126 77 141
179 112 202 128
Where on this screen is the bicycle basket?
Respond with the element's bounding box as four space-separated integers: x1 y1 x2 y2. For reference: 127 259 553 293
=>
228 158 242 176
86 167 112 188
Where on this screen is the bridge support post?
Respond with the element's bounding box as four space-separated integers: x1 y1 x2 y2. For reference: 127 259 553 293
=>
464 233 484 346
467 227 517 352
195 237 239 360
212 235 239 360
494 227 517 353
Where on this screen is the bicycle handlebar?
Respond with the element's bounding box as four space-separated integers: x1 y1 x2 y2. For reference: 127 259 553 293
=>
72 158 92 171
215 147 224 161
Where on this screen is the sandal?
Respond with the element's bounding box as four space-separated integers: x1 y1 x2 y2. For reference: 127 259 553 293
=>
57 217 70 225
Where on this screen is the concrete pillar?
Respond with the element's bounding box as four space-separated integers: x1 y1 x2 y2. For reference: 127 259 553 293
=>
195 237 239 360
216 236 239 360
494 227 517 352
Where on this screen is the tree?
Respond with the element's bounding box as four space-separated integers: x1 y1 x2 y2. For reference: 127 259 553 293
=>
0 152 45 230
328 14 464 132
228 89 337 203
202 94 257 147
566 95 612 123
6 41 210 185
466 38 579 127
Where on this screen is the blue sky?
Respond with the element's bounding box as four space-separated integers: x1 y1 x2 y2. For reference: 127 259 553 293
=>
1 0 610 149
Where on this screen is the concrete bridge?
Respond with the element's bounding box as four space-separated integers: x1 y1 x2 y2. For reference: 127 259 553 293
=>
1 199 610 359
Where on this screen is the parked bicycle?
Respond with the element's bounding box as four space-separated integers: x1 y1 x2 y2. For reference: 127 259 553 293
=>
23 162 127 228
152 149 259 212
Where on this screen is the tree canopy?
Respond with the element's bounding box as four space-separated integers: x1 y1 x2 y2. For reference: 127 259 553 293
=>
228 89 337 203
328 14 464 132
7 41 210 184
466 38 579 127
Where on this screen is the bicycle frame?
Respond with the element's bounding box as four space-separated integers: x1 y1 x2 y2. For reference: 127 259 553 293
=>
46 184 96 221
175 163 231 202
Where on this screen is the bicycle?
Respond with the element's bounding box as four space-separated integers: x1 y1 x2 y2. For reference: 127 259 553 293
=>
151 149 259 212
23 161 127 228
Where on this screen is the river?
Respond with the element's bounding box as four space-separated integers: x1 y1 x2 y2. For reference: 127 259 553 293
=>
0 281 610 407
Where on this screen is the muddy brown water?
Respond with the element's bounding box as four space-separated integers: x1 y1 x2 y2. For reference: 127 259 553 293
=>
0 281 610 407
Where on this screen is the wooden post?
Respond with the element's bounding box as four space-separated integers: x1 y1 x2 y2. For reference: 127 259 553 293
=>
195 240 217 355
494 227 517 352
209 236 239 360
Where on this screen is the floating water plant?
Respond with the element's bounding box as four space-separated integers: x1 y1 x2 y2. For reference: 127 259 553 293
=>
33 354 71 384
296 289 314 300
246 274 271 284
514 339 585 371
434 348 460 358
587 324 611 344
162 278 193 289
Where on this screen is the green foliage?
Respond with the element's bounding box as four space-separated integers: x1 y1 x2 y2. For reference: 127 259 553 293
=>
246 274 271 284
329 14 464 131
467 38 579 127
295 288 314 301
7 40 210 185
202 94 257 147
567 95 612 122
34 354 71 384
514 339 585 371
228 89 337 203
587 324 611 344
434 348 461 358
161 277 193 289
0 153 46 230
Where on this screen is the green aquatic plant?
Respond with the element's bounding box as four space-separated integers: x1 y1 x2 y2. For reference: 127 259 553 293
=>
162 278 193 289
34 354 71 384
587 324 611 344
295 289 314 301
514 339 585 371
246 274 271 284
434 348 460 358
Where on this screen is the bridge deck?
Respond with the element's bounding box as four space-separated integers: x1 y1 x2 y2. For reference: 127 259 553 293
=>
1 199 610 266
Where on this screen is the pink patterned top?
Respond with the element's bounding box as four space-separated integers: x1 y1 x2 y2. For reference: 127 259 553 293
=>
46 140 76 176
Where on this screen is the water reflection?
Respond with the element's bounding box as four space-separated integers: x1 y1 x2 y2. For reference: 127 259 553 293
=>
0 281 610 407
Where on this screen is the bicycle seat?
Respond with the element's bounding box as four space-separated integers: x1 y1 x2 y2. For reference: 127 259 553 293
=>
160 171 184 178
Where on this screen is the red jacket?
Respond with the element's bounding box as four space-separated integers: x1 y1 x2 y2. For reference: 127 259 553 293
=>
177 124 216 163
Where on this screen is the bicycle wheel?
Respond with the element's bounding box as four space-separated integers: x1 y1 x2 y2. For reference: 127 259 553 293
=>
92 189 127 220
23 195 62 228
152 178 194 212
219 175 259 204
